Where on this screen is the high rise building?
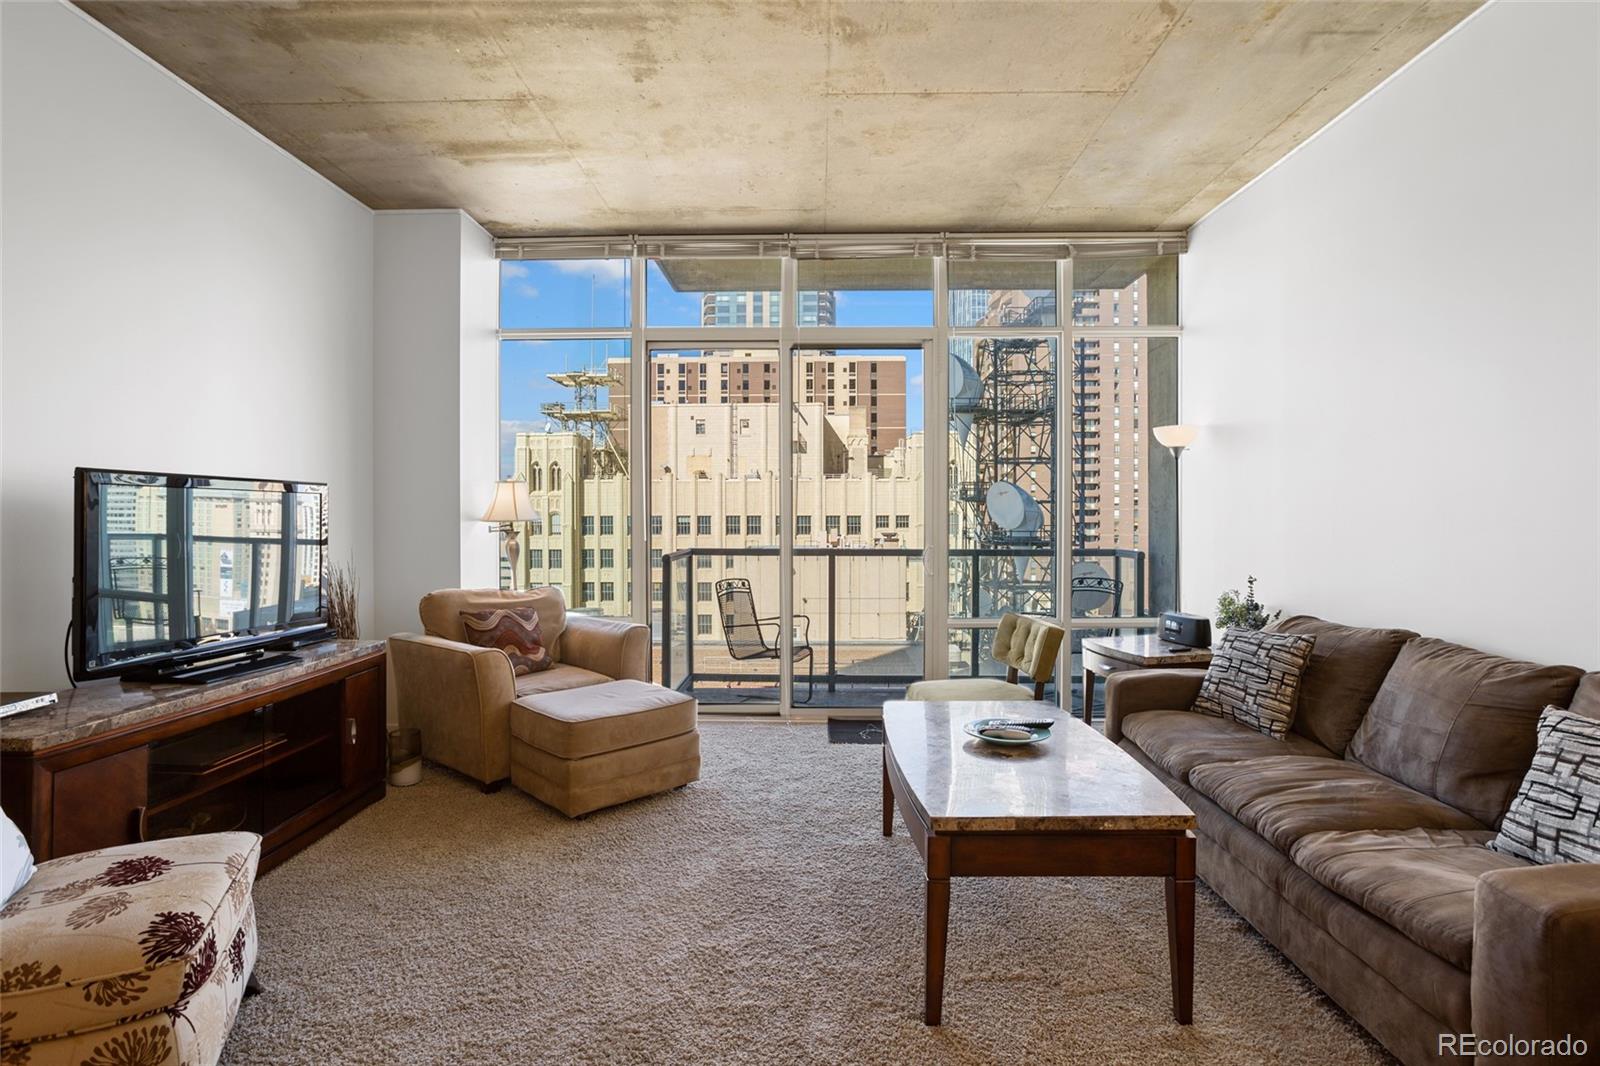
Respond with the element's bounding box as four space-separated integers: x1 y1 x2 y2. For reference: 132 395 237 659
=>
508 351 923 649
700 289 835 326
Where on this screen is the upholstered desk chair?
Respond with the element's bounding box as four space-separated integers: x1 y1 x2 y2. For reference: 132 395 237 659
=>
905 613 1066 702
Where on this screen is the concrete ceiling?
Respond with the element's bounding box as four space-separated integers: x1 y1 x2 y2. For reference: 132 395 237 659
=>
76 0 1479 237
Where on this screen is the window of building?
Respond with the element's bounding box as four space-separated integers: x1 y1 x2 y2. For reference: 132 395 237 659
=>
697 555 711 569
676 515 690 536
875 515 890 529
528 464 542 491
847 516 862 536
600 515 614 536
549 464 562 491
651 548 663 568
582 581 595 602
550 513 562 534
895 514 910 529
600 581 615 602
825 515 841 534
600 548 614 568
581 515 595 535
726 515 741 535
528 549 543 568
746 515 761 535
697 582 711 602
652 582 663 603
697 614 713 636
696 515 712 535
651 515 663 536
549 549 563 568
796 515 812 536
582 548 595 568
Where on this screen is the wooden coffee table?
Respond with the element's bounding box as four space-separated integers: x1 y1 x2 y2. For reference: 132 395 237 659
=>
880 699 1198 1026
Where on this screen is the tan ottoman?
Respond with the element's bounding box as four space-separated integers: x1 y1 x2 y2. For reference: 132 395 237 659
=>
509 679 699 816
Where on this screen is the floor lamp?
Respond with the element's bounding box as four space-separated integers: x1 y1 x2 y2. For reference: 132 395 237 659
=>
481 479 536 590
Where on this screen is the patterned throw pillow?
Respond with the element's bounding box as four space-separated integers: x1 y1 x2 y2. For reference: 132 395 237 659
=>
1488 706 1600 865
1193 628 1316 738
459 607 553 676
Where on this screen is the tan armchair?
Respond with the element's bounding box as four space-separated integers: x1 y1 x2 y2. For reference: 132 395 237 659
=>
906 612 1067 702
389 587 650 790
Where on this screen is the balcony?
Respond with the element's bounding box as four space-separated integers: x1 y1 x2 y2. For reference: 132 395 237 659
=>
657 546 1146 711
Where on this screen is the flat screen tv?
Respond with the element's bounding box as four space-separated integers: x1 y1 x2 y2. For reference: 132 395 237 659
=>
73 467 330 683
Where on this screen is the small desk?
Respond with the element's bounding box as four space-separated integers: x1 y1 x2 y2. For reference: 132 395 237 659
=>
1080 634 1212 724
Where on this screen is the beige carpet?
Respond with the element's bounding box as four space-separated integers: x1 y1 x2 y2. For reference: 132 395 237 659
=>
224 722 1392 1065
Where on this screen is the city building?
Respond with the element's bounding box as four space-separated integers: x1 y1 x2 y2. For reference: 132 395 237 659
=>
510 351 923 650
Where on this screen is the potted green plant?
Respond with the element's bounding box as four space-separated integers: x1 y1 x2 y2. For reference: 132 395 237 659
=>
1216 575 1280 632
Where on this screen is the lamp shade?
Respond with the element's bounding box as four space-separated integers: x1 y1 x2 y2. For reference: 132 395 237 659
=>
1152 424 1197 451
480 479 537 523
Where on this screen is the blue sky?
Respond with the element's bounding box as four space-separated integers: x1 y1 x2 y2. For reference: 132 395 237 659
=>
499 261 930 475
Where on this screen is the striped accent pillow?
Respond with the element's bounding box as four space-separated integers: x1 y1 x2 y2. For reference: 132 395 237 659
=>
1193 629 1316 738
1489 706 1600 865
459 607 553 676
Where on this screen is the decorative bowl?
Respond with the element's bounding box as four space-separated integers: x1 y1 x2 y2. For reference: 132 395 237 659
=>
963 717 1053 746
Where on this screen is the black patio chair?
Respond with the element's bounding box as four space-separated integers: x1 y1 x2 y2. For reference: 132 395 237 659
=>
715 577 815 703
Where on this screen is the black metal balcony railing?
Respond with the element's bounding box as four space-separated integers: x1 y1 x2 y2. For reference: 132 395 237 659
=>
659 546 1145 701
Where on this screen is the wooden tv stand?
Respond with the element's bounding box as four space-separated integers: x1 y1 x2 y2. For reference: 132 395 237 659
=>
1 640 386 874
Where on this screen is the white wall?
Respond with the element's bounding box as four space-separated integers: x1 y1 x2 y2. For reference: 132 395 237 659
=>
0 1 376 689
371 210 499 645
1180 0 1599 667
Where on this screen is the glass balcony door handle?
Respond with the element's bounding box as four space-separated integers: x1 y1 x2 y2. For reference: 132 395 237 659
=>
346 717 358 746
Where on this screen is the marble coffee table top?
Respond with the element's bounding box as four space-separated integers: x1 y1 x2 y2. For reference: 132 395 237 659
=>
1 639 386 753
882 700 1196 833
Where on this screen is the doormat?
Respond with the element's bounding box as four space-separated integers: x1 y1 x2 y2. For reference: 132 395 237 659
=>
826 719 885 745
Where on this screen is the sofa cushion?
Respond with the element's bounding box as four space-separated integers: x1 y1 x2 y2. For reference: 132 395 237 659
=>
1189 755 1485 854
1291 828 1523 970
1192 628 1317 738
511 679 697 760
1121 709 1335 785
0 832 258 1046
420 586 568 652
513 663 613 698
1488 705 1600 865
1269 615 1417 756
1569 673 1600 720
1347 638 1585 827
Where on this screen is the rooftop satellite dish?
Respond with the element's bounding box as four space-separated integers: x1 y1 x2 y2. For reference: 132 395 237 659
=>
1071 560 1118 616
985 482 1043 534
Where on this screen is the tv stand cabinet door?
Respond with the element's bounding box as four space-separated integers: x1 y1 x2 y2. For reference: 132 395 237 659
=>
342 666 386 790
52 746 149 857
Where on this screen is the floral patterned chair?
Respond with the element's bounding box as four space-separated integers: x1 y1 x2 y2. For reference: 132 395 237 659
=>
0 832 259 1066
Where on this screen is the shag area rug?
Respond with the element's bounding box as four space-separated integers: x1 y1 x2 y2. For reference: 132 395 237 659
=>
225 722 1392 1065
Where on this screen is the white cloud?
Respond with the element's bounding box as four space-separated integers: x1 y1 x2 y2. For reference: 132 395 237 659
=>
501 261 529 278
908 373 924 389
551 258 627 283
516 284 539 299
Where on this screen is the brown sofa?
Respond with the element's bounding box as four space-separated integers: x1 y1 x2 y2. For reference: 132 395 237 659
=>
1103 616 1599 1066
389 587 651 790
